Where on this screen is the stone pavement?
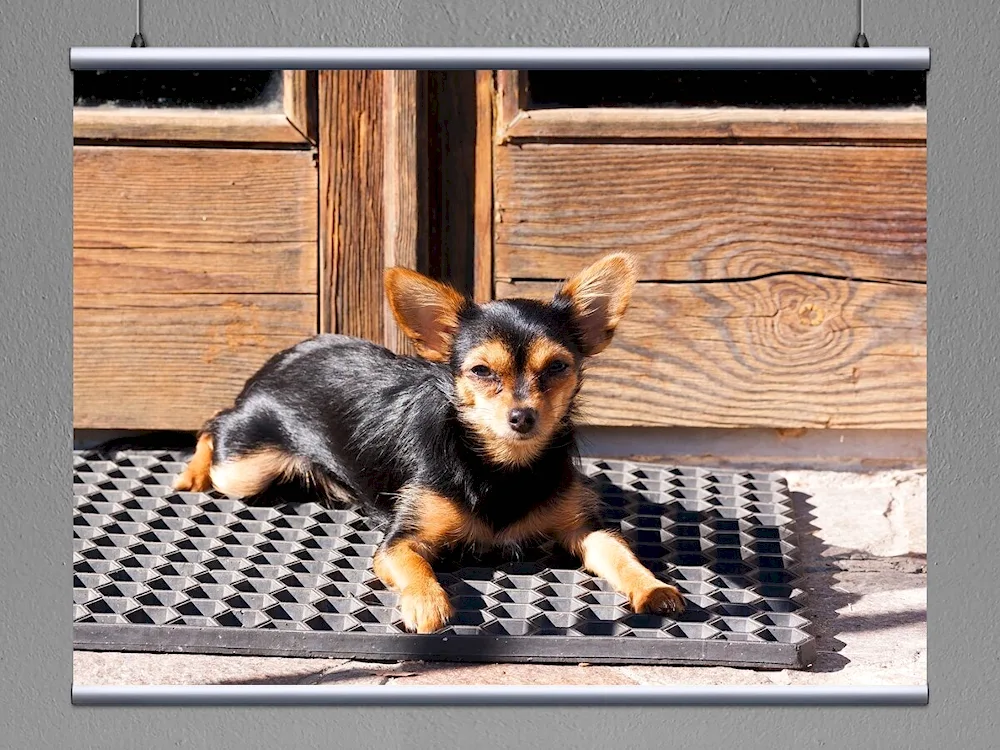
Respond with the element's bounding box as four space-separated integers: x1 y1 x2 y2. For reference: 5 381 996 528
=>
74 468 926 687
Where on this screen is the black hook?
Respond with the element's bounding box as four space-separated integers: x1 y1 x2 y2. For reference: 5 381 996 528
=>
853 0 869 47
130 0 146 47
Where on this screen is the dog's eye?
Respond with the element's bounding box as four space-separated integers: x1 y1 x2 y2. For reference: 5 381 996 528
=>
546 361 569 375
470 365 492 378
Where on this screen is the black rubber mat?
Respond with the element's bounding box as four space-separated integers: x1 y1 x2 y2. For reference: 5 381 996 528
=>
72 451 816 668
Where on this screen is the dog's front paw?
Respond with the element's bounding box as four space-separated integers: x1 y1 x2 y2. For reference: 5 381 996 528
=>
630 583 685 616
399 583 454 634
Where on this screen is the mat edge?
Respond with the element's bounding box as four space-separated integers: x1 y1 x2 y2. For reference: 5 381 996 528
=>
75 622 816 669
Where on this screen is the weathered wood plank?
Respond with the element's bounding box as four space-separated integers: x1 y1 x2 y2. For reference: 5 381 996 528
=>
318 70 385 341
474 70 495 303
73 109 309 145
318 70 425 350
74 242 317 295
494 144 926 283
497 278 926 430
283 70 318 143
74 294 316 430
502 107 927 144
382 70 421 355
73 146 318 247
495 70 524 142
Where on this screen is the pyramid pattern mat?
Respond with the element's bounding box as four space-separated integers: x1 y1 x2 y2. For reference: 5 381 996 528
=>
73 451 816 668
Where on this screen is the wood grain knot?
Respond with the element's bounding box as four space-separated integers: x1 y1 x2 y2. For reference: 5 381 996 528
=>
725 275 855 372
798 303 824 326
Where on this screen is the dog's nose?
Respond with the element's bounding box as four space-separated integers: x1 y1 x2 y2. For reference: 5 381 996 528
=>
508 407 537 434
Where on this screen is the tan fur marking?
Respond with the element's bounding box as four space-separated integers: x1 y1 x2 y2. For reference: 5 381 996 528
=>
384 267 466 362
557 252 638 356
525 338 574 377
455 377 478 409
463 341 515 382
457 340 538 467
209 448 307 499
173 433 214 492
409 488 482 549
478 437 546 470
459 407 548 468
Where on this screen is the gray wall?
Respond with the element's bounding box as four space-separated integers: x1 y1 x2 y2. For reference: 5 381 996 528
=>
1 0 994 747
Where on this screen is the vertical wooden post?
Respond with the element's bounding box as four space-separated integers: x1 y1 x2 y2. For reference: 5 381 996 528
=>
318 69 422 353
382 70 420 355
318 69 384 341
473 70 495 304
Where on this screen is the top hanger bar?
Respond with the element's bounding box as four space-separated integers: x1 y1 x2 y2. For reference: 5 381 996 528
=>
69 46 930 71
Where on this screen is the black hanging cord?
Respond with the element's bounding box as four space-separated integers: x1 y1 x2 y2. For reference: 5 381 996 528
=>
854 0 870 47
131 0 146 47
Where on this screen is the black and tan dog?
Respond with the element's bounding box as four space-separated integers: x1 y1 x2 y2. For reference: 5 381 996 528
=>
175 253 684 633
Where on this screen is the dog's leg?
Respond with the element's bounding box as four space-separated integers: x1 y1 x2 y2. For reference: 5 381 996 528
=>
173 433 215 492
374 538 455 634
549 479 685 617
372 487 473 633
567 528 685 616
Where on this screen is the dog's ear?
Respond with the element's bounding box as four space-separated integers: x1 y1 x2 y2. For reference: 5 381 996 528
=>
384 268 468 362
555 253 638 356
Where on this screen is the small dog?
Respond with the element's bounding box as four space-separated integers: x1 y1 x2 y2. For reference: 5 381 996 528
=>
175 253 684 633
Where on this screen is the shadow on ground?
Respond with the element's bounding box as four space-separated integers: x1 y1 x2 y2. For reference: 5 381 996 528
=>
789 491 926 674
789 491 853 673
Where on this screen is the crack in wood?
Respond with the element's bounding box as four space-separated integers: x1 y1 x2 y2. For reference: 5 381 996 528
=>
501 271 926 287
